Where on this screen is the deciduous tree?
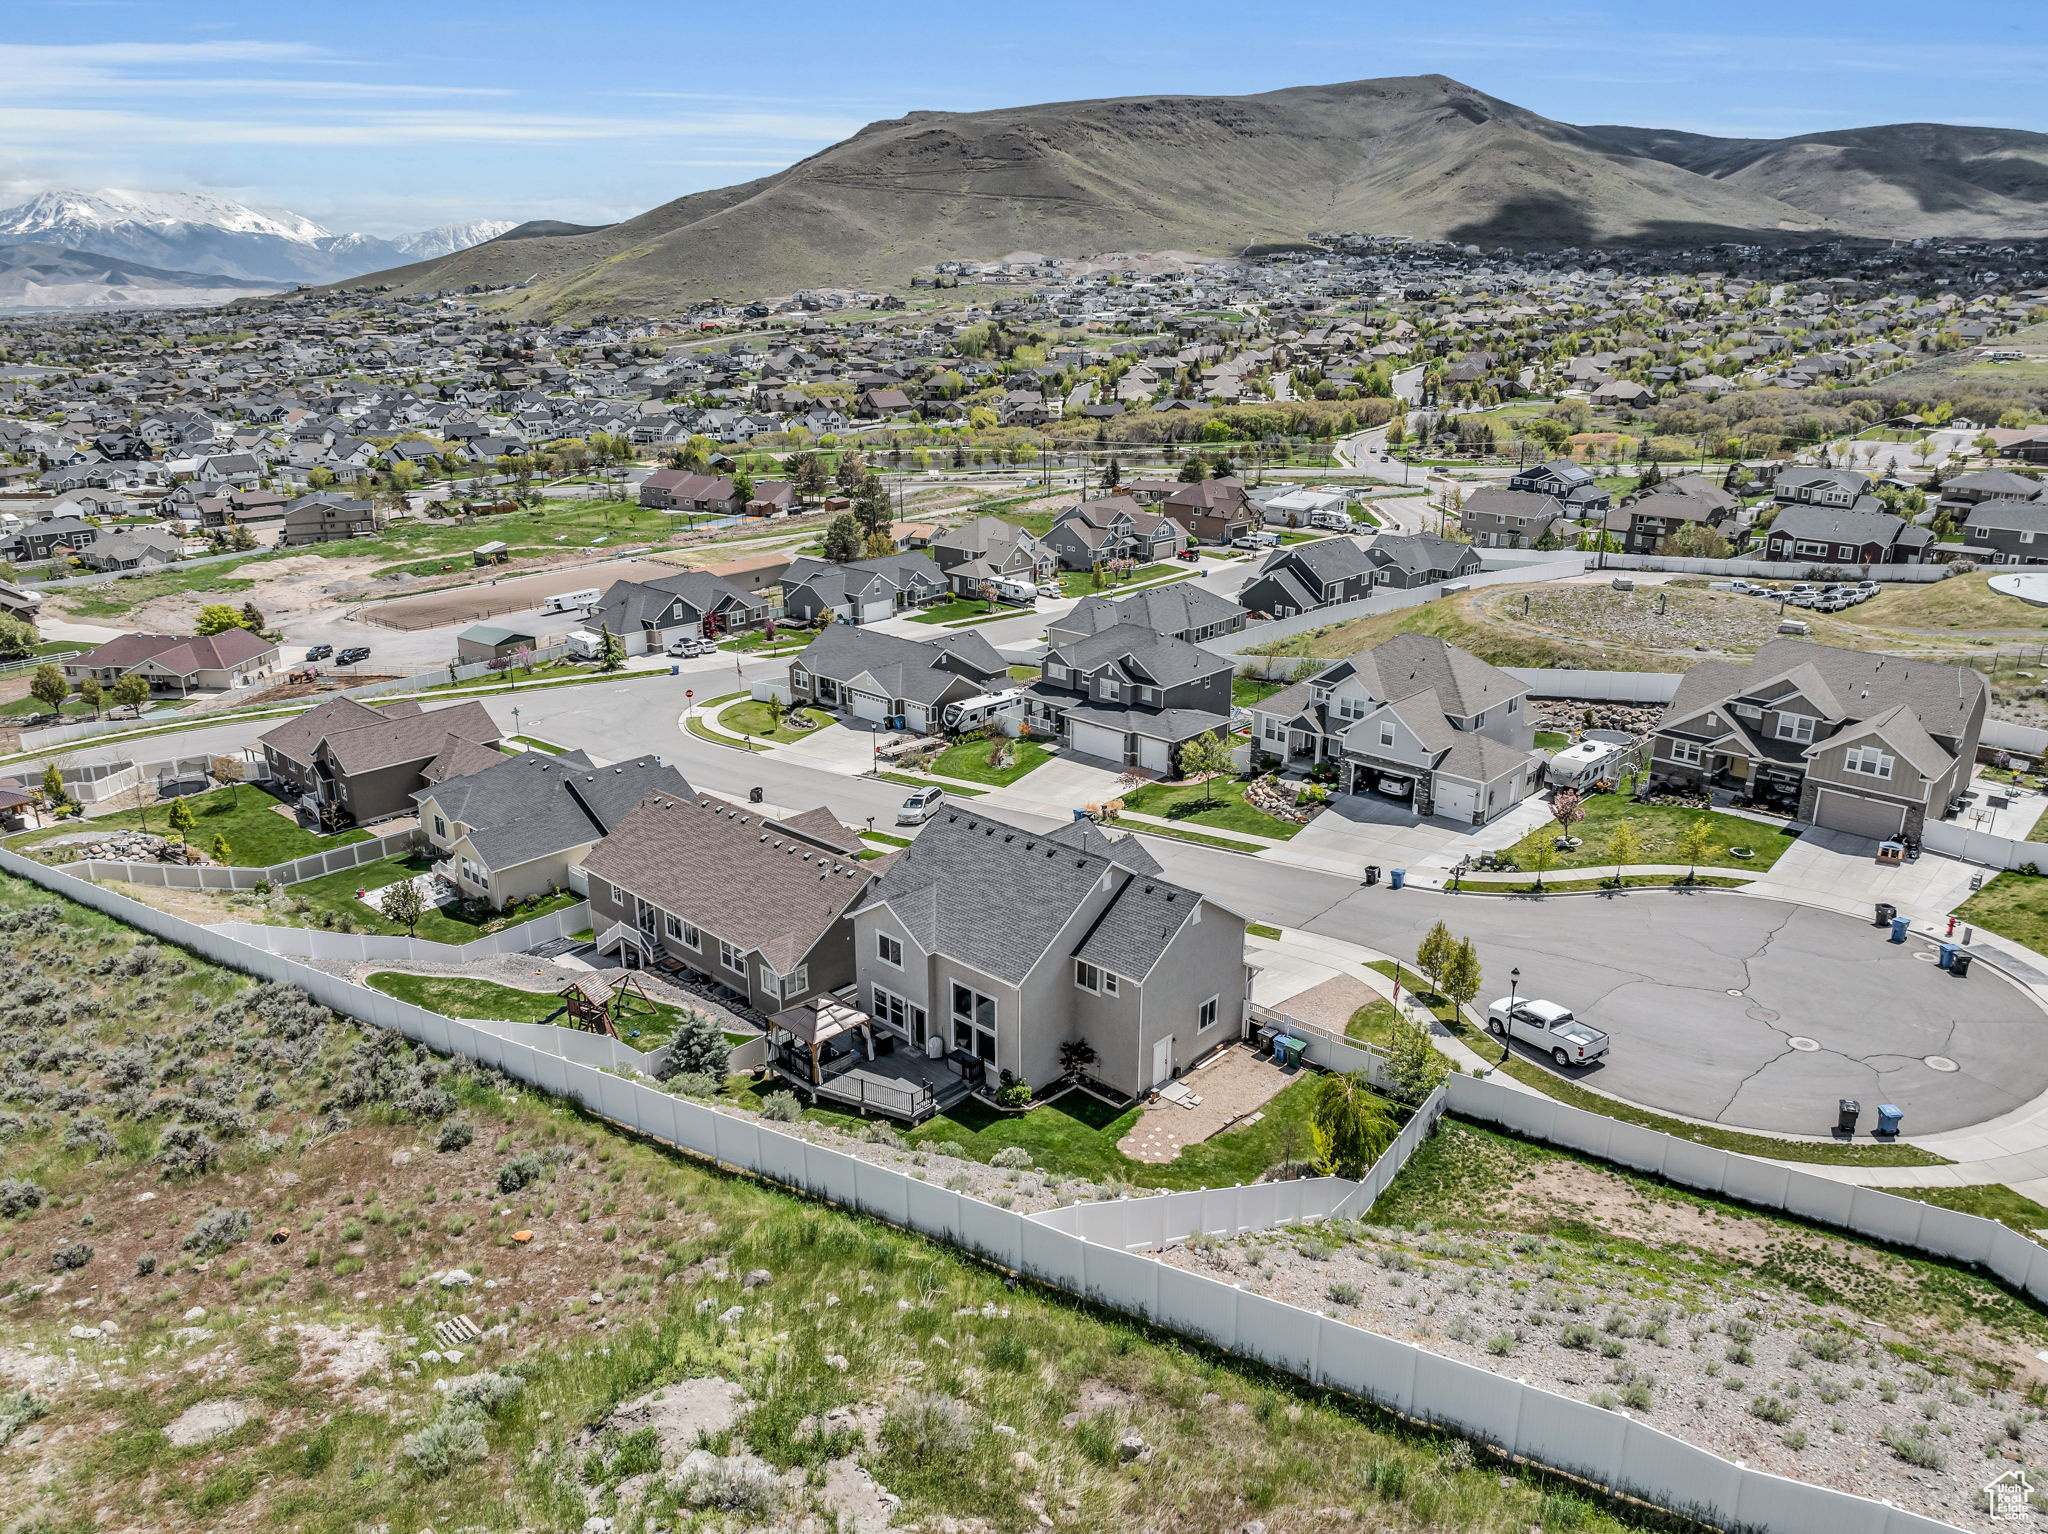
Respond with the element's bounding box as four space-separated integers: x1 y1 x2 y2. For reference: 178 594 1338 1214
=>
1308 1071 1397 1178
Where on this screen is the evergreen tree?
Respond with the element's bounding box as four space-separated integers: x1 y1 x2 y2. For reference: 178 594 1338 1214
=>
820 514 863 563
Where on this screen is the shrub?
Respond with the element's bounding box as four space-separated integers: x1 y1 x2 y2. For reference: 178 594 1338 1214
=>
990 1146 1032 1169
182 1207 251 1257
758 1091 801 1123
665 1009 731 1079
0 1391 47 1449
673 1456 783 1515
0 1179 44 1218
436 1120 474 1153
497 1155 544 1194
155 1123 220 1179
1749 1395 1793 1425
883 1391 977 1462
49 1242 91 1272
1882 1425 1946 1470
667 1072 719 1098
994 1078 1031 1108
1559 1321 1598 1350
444 1372 523 1415
985 1334 1031 1372
1329 1281 1363 1306
399 1404 488 1479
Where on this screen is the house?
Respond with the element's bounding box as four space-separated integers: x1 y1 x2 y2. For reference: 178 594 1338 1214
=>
779 551 947 626
64 628 279 696
582 792 873 1016
1758 503 1932 565
258 696 501 825
701 551 793 596
1364 533 1484 590
1938 469 2045 521
0 578 42 627
1647 639 1985 839
848 809 1251 1097
1960 499 2048 565
455 621 546 664
73 529 183 572
1604 475 1740 555
414 751 691 908
788 626 1007 733
1508 460 1610 514
1459 488 1565 549
1238 539 1379 616
857 387 912 418
1248 634 1535 822
1047 583 1245 648
1041 497 1187 570
1157 478 1255 544
637 470 785 514
1589 379 1656 409
8 515 100 562
589 569 768 654
924 515 1056 595
1024 622 1233 772
278 493 384 546
1256 486 1350 528
1772 467 1871 508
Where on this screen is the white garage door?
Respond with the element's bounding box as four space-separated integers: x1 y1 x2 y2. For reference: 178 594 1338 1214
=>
1137 735 1174 774
1814 789 1904 841
1432 778 1479 823
1070 721 1129 764
849 690 888 723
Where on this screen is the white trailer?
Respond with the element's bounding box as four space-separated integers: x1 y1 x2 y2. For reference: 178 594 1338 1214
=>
544 587 602 614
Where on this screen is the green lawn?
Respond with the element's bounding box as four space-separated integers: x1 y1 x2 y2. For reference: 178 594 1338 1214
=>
1007 664 1041 683
1056 563 1172 597
1345 998 1401 1048
1232 674 1289 708
363 970 737 1051
872 769 985 796
908 598 1005 625
732 1074 1335 1190
1454 873 1751 895
716 698 835 745
928 736 1051 786
1957 872 2048 956
286 852 581 945
1534 730 1570 750
0 696 96 721
1500 792 1797 874
16 785 368 867
509 734 567 754
1122 775 1302 840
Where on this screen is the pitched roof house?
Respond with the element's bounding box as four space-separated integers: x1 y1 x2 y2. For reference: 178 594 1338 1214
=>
1047 582 1245 647
64 628 279 696
1758 503 1932 565
590 569 768 654
924 514 1055 594
779 551 947 626
258 696 501 826
788 626 1008 733
1025 621 1233 773
1459 487 1566 549
1041 496 1187 570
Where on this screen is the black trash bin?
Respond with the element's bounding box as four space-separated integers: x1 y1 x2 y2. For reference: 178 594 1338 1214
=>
1874 902 1897 928
1950 952 1973 979
1363 865 1381 887
748 786 764 803
1837 1098 1861 1135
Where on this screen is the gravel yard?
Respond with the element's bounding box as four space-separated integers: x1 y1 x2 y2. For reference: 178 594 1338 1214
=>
1479 585 1817 657
1158 1122 2048 1532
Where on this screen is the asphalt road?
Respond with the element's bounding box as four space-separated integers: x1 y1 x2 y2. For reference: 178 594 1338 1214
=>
27 670 2048 1140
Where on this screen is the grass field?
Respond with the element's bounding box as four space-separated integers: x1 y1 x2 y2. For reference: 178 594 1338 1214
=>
716 698 835 745
1250 588 1671 669
1500 792 1798 874
909 598 1002 624
1956 871 2048 956
363 970 736 1051
1122 775 1301 840
1841 572 2048 633
14 784 368 866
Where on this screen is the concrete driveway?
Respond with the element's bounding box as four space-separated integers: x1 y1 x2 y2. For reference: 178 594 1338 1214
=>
1279 793 1470 875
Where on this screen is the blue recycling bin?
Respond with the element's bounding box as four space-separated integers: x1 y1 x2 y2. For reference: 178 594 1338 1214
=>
1938 943 1957 969
1889 916 1910 943
1876 1104 1903 1136
1072 808 1090 823
1390 868 1406 890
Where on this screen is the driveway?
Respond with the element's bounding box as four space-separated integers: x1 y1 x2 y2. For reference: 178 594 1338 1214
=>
1278 793 1471 875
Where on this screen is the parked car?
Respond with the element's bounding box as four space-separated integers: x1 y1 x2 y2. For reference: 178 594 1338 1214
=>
334 646 371 665
304 643 333 661
1486 997 1610 1067
1036 581 1062 598
896 786 946 825
665 635 714 657
1232 532 1279 550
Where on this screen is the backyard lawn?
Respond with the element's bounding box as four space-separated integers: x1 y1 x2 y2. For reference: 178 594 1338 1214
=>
716 698 835 744
287 852 581 944
1534 730 1570 750
1123 774 1302 840
1500 791 1797 873
928 736 1052 786
364 970 744 1051
1345 998 1401 1048
729 1072 1334 1190
17 785 368 866
1232 674 1289 708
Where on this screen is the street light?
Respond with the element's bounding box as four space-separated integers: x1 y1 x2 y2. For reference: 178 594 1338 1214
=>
1502 967 1520 1068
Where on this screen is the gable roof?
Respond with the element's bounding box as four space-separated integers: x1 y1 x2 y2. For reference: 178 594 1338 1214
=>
791 625 1005 702
417 751 692 871
1044 620 1227 688
1660 639 1984 745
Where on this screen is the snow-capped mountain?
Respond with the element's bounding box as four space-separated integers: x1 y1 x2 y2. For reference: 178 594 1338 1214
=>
0 189 514 285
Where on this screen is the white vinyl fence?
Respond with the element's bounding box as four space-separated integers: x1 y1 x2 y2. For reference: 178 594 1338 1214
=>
1200 559 1590 657
1918 820 2045 873
1501 668 1683 704
208 899 592 965
0 847 1976 1534
1984 719 2048 758
1595 553 1955 582
68 826 418 890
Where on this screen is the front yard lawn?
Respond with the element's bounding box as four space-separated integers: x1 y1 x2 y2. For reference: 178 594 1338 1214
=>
1500 792 1797 873
364 970 736 1051
716 699 835 744
1122 775 1302 841
928 736 1052 786
286 852 581 945
18 784 368 866
1958 872 2048 957
909 599 1002 624
1057 563 1172 597
1345 998 1401 1048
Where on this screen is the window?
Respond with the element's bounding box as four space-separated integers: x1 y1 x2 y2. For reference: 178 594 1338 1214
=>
1773 712 1816 744
664 913 701 949
1098 677 1122 701
1378 722 1396 747
433 815 447 839
951 982 997 1063
1795 540 1828 557
1262 719 1284 743
762 962 808 1000
1507 696 1520 713
876 931 903 967
719 939 746 974
871 985 926 1040
1044 662 1068 683
1337 696 1365 720
1667 738 1703 766
1075 960 1118 996
1198 996 1219 1031
1844 745 1894 779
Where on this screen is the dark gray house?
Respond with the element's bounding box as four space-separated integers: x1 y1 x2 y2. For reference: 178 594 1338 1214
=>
1041 497 1188 570
1238 538 1378 617
1024 621 1232 772
590 569 768 654
1758 504 1932 565
1364 533 1483 589
1047 583 1245 648
787 626 1008 733
925 515 1055 594
1508 459 1609 514
1460 488 1565 549
779 551 947 626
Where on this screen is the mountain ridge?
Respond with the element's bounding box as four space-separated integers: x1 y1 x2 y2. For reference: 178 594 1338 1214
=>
0 243 284 314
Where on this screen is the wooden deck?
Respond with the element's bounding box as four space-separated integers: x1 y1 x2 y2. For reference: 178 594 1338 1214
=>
774 1043 976 1123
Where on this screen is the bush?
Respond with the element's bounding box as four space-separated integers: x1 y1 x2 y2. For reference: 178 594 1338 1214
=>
444 1371 523 1415
884 1391 977 1463
399 1403 488 1479
436 1119 474 1154
497 1154 544 1194
155 1123 220 1179
1749 1395 1793 1425
1328 1281 1363 1306
666 1072 719 1098
49 1242 91 1271
666 1009 732 1079
1882 1425 1946 1470
1559 1321 1598 1350
673 1456 784 1515
182 1207 251 1257
0 1179 44 1218
758 1091 801 1123
0 1390 47 1449
990 1145 1032 1169
993 1078 1031 1108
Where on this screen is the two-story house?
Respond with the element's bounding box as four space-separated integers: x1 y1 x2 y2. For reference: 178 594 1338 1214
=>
1961 498 2048 565
279 493 384 546
582 790 873 1016
788 626 1008 732
1363 533 1484 590
413 751 692 908
1024 622 1233 772
589 569 768 653
258 696 501 825
1772 467 1872 508
1047 583 1245 648
849 810 1252 1097
1238 538 1379 617
1646 639 1985 839
1157 478 1255 545
1937 469 2044 523
1460 488 1565 549
1041 497 1189 571
1758 503 1932 565
1248 634 1535 823
924 514 1056 595
779 551 947 626
1604 474 1741 555
1508 460 1610 515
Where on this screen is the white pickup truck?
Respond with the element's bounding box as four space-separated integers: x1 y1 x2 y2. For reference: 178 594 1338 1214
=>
1485 997 1610 1068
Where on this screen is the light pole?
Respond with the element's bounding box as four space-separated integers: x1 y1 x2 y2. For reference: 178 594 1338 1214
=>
1502 967 1520 1068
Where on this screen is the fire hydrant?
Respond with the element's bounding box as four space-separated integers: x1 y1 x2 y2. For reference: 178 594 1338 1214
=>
1946 915 1958 939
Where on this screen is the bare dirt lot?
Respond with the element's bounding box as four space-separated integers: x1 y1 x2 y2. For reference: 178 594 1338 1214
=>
358 558 684 630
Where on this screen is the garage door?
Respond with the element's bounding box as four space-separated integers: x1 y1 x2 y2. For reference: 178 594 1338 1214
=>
1070 721 1129 764
849 690 888 723
1432 778 1478 823
1137 735 1174 774
1814 789 1904 840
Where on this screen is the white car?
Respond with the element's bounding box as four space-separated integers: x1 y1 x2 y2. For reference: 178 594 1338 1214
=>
1486 997 1610 1067
665 636 714 657
896 786 946 825
1036 581 1062 598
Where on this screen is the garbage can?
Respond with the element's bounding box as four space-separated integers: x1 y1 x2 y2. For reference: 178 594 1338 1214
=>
1274 1035 1307 1069
1874 901 1897 928
1876 1104 1904 1136
1951 951 1973 979
1889 915 1910 943
1837 1099 1861 1135
1363 864 1380 886
1390 868 1406 890
1072 808 1090 823
1938 943 1957 969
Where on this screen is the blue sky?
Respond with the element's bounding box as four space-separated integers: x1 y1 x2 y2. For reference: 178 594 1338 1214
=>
3 0 2043 235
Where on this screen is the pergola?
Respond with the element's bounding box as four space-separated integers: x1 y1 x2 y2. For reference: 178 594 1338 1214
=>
768 996 874 1085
